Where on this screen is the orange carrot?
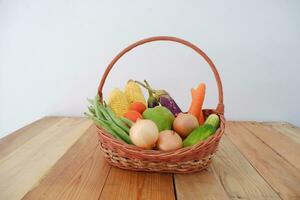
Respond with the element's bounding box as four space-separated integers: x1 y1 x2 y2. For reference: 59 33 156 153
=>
188 83 206 124
198 111 205 125
191 88 197 98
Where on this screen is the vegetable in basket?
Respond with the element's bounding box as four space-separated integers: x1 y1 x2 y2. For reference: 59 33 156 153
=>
188 83 206 124
85 95 132 144
120 117 133 128
135 80 182 115
173 113 199 138
107 88 130 117
144 80 159 108
142 106 175 132
182 114 220 147
125 80 146 105
205 114 220 129
157 130 182 151
124 110 143 122
129 119 159 149
129 102 147 114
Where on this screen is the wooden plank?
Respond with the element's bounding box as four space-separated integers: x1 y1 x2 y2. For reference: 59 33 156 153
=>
0 117 62 159
99 167 175 200
0 117 92 200
226 121 300 200
175 167 230 200
212 136 281 200
241 122 300 171
262 122 300 144
22 125 111 200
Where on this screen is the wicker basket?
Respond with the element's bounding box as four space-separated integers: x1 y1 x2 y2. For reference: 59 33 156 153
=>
96 36 225 173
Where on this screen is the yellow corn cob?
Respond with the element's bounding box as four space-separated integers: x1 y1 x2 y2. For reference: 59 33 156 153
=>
124 80 146 105
107 88 130 117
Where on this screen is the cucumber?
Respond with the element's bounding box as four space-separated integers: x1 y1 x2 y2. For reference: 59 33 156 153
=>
204 114 220 129
183 124 216 147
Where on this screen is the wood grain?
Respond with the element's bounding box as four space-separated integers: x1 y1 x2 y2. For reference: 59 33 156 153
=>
1 117 300 200
226 121 300 200
175 167 230 200
22 124 111 200
242 122 300 171
99 167 175 200
262 122 300 144
0 117 62 159
0 117 92 200
212 136 281 200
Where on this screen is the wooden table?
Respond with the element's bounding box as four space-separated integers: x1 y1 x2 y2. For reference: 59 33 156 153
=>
0 117 299 200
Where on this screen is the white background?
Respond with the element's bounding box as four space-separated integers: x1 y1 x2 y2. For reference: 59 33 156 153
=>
1 0 299 138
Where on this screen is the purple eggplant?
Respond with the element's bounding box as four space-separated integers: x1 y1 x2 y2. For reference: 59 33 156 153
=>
159 94 182 116
135 80 182 116
147 90 160 108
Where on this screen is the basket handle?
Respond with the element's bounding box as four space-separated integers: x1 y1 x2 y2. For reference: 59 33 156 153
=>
98 36 224 114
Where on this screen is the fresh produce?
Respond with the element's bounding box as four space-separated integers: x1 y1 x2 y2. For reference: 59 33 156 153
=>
86 113 121 140
147 91 159 108
143 106 175 131
88 106 95 116
125 80 146 105
204 114 220 129
85 96 132 144
129 119 159 149
124 110 143 122
105 104 130 132
86 79 220 150
136 80 182 115
188 83 206 124
129 102 147 114
107 88 130 117
182 114 218 147
120 117 134 128
144 80 159 108
173 113 199 138
157 130 182 151
105 120 132 144
158 95 182 116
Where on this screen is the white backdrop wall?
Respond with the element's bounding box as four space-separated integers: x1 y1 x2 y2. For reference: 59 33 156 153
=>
1 0 300 138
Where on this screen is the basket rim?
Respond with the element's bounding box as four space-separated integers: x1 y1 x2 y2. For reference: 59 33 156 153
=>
96 109 225 157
